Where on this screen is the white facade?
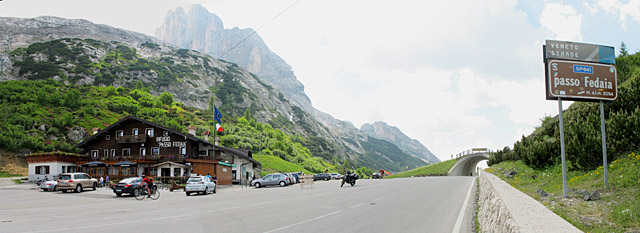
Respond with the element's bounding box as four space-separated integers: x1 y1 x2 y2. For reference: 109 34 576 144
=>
232 157 257 181
28 162 76 182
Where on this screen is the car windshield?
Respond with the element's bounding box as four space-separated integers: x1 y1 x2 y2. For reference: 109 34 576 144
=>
187 177 202 182
120 177 139 184
59 175 71 180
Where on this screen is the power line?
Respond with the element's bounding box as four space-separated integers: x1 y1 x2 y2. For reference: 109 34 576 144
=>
219 0 302 59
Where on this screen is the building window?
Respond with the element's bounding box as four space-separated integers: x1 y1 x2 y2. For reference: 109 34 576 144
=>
140 148 146 156
180 147 186 155
91 150 98 158
146 128 154 137
163 131 169 137
116 130 124 139
133 128 139 135
104 149 108 157
122 148 131 156
111 149 116 157
106 135 110 140
152 147 160 155
35 166 50 175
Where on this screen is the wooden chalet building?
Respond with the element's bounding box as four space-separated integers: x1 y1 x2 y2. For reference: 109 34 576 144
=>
28 116 261 185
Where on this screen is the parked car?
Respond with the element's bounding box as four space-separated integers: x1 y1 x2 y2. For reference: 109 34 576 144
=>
313 173 332 181
372 173 381 179
289 173 300 183
284 173 295 185
251 173 288 188
57 173 98 193
113 177 157 197
329 173 342 180
185 176 217 196
40 180 58 191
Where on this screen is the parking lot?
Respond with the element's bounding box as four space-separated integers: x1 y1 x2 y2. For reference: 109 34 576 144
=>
0 176 476 233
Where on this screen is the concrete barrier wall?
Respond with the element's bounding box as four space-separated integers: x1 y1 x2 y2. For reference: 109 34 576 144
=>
478 170 582 233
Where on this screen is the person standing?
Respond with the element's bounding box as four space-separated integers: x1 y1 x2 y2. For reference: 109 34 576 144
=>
105 175 110 188
99 176 104 187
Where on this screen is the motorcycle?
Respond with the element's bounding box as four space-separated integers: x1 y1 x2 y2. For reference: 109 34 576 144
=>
341 173 358 187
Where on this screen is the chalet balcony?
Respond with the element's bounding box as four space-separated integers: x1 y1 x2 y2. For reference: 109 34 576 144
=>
117 135 146 144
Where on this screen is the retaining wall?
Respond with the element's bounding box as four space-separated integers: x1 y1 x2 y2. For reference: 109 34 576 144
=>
478 170 582 233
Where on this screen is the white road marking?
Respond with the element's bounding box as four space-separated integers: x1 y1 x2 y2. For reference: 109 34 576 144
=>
373 197 385 201
349 203 366 209
452 178 476 233
26 214 193 233
207 206 241 212
263 210 341 233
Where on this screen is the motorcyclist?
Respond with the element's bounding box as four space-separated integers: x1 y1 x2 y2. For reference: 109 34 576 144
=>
341 171 352 187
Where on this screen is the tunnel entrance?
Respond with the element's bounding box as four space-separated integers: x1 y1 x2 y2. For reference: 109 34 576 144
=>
447 153 490 176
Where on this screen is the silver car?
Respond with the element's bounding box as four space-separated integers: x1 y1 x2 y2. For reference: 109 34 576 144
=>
251 173 288 188
57 173 98 193
40 180 58 191
185 176 216 196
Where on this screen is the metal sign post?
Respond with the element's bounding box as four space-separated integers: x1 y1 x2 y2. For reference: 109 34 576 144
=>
600 101 609 190
545 40 617 195
558 98 568 198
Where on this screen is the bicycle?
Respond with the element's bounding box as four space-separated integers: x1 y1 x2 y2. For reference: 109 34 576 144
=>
135 185 160 201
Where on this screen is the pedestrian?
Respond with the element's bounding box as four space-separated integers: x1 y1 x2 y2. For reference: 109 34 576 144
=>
212 174 217 185
99 176 104 187
105 175 110 188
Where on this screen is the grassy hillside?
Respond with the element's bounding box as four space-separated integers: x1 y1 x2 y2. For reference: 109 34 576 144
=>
257 155 313 176
0 80 341 173
487 152 640 232
486 48 640 232
386 158 459 178
489 50 640 171
1 37 426 173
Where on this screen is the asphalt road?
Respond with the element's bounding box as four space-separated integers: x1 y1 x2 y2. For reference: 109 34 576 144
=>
0 176 477 233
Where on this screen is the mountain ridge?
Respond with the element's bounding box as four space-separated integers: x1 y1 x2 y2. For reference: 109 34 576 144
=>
361 122 440 164
0 15 427 172
154 4 438 167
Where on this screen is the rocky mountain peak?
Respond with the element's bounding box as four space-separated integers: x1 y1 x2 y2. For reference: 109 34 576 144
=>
155 4 312 112
361 121 440 164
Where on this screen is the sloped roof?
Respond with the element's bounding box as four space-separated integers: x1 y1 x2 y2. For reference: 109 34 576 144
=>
75 115 208 149
75 115 261 167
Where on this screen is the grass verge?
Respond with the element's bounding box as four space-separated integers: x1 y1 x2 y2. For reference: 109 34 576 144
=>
386 158 458 178
486 152 640 232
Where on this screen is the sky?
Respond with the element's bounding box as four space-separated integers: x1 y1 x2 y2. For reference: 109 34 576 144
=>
1 0 639 162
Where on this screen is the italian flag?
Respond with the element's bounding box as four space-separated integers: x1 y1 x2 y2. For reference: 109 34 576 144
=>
216 123 223 132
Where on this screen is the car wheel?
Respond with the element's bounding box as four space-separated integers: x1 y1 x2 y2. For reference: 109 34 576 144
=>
42 188 47 191
75 184 83 193
204 187 209 195
53 185 57 191
116 193 122 197
254 183 261 188
133 188 140 197
279 181 286 187
93 182 97 191
186 192 191 196
325 177 329 181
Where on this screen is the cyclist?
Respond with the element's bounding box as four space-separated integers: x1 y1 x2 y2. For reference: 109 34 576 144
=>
141 174 153 197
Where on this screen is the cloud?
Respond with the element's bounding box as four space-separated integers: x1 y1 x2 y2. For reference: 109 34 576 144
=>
597 0 640 27
540 2 583 41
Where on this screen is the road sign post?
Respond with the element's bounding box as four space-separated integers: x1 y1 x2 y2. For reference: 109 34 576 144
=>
544 40 617 196
600 101 609 190
558 98 568 198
